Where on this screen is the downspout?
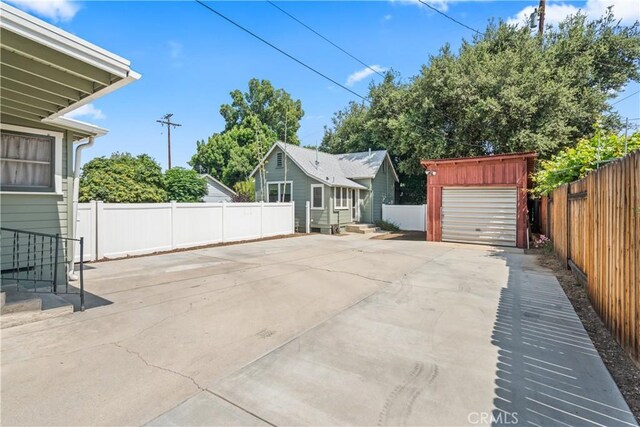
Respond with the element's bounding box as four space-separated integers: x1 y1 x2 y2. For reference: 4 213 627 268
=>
68 136 95 280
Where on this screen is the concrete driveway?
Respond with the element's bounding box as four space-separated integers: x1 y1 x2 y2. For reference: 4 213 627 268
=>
1 234 635 426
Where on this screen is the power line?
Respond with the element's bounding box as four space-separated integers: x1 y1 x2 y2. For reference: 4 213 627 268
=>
194 0 369 102
611 90 640 106
416 0 484 36
266 1 384 78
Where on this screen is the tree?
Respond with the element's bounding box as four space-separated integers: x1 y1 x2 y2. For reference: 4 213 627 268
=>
220 78 304 144
190 114 277 188
532 127 640 196
164 167 207 202
232 179 255 202
322 11 640 203
79 153 166 203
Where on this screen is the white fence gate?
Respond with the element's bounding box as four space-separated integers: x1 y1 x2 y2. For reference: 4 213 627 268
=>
382 204 426 231
75 201 295 261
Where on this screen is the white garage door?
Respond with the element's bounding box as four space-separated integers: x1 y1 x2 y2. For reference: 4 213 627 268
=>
442 187 517 247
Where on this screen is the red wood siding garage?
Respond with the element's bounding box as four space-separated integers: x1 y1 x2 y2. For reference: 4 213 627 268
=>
421 152 536 249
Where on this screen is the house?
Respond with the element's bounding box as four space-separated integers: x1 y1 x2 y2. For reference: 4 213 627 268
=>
420 152 536 248
250 142 399 233
200 174 236 202
0 3 140 286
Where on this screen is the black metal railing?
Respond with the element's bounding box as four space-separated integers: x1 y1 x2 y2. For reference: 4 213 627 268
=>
0 227 84 311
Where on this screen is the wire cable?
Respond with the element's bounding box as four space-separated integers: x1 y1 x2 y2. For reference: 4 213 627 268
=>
266 1 385 78
416 0 484 36
611 90 639 106
194 0 369 102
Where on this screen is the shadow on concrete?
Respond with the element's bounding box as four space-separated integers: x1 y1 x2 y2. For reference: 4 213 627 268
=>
488 252 637 426
59 285 113 311
370 231 425 241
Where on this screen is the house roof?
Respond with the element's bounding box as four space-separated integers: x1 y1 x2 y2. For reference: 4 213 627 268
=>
0 2 141 140
251 142 398 189
200 174 236 196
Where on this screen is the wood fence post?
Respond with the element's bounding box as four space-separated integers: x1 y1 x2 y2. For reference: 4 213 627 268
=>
566 185 571 269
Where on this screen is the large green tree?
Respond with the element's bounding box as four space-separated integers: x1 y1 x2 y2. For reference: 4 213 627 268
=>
322 11 640 203
190 79 302 188
220 78 304 144
164 167 208 202
79 153 167 203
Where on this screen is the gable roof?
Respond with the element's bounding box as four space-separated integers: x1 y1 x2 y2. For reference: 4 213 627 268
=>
250 142 398 189
200 174 236 196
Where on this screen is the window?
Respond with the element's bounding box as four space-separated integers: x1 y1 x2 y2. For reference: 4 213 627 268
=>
276 152 283 168
266 181 292 202
268 183 279 202
334 187 349 210
1 131 54 192
311 184 324 209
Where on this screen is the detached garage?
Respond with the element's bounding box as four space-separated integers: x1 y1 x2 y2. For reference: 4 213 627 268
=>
421 152 536 248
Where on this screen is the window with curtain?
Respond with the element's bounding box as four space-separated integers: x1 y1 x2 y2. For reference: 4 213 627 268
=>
1 132 54 191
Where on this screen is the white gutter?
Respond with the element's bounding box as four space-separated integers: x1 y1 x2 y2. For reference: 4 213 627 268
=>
67 135 96 279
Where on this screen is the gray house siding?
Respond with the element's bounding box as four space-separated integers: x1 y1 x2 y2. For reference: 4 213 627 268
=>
371 157 396 222
254 145 397 233
202 179 234 203
1 118 73 285
354 178 372 224
255 146 312 232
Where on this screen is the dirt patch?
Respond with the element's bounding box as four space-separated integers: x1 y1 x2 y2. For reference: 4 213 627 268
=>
370 231 425 241
528 248 640 421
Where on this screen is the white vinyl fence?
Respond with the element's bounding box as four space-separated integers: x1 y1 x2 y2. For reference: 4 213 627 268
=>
382 204 426 231
75 201 295 261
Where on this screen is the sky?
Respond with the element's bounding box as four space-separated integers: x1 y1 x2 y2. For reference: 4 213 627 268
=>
7 0 640 170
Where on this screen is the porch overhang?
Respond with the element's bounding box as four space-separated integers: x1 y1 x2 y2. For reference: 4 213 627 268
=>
0 2 141 140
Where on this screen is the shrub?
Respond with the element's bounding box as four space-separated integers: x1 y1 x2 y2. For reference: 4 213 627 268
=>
375 219 400 232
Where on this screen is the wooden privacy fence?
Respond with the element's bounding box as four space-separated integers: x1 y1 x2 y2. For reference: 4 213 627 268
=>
547 150 639 363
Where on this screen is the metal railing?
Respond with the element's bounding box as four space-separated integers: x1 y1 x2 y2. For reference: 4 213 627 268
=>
0 227 84 311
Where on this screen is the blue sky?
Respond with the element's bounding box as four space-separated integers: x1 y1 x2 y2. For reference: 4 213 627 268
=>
8 0 640 169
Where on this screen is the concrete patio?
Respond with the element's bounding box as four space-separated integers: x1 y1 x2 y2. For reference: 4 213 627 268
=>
1 234 635 426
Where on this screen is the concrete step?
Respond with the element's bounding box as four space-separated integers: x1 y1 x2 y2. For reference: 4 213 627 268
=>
1 292 42 314
345 224 380 234
1 292 74 329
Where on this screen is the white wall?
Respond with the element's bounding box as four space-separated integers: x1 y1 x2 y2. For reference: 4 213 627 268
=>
382 204 426 231
75 201 295 261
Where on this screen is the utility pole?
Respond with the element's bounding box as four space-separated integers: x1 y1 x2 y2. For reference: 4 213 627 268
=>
538 0 546 36
282 110 288 202
157 113 181 170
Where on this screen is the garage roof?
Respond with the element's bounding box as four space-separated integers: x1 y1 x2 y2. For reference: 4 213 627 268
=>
0 2 141 139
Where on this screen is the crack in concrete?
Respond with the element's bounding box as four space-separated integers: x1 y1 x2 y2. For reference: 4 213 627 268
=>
112 342 205 392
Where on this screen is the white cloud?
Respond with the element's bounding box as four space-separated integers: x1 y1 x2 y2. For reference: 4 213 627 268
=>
346 65 388 87
65 103 105 120
508 0 639 27
384 14 393 21
7 0 80 22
